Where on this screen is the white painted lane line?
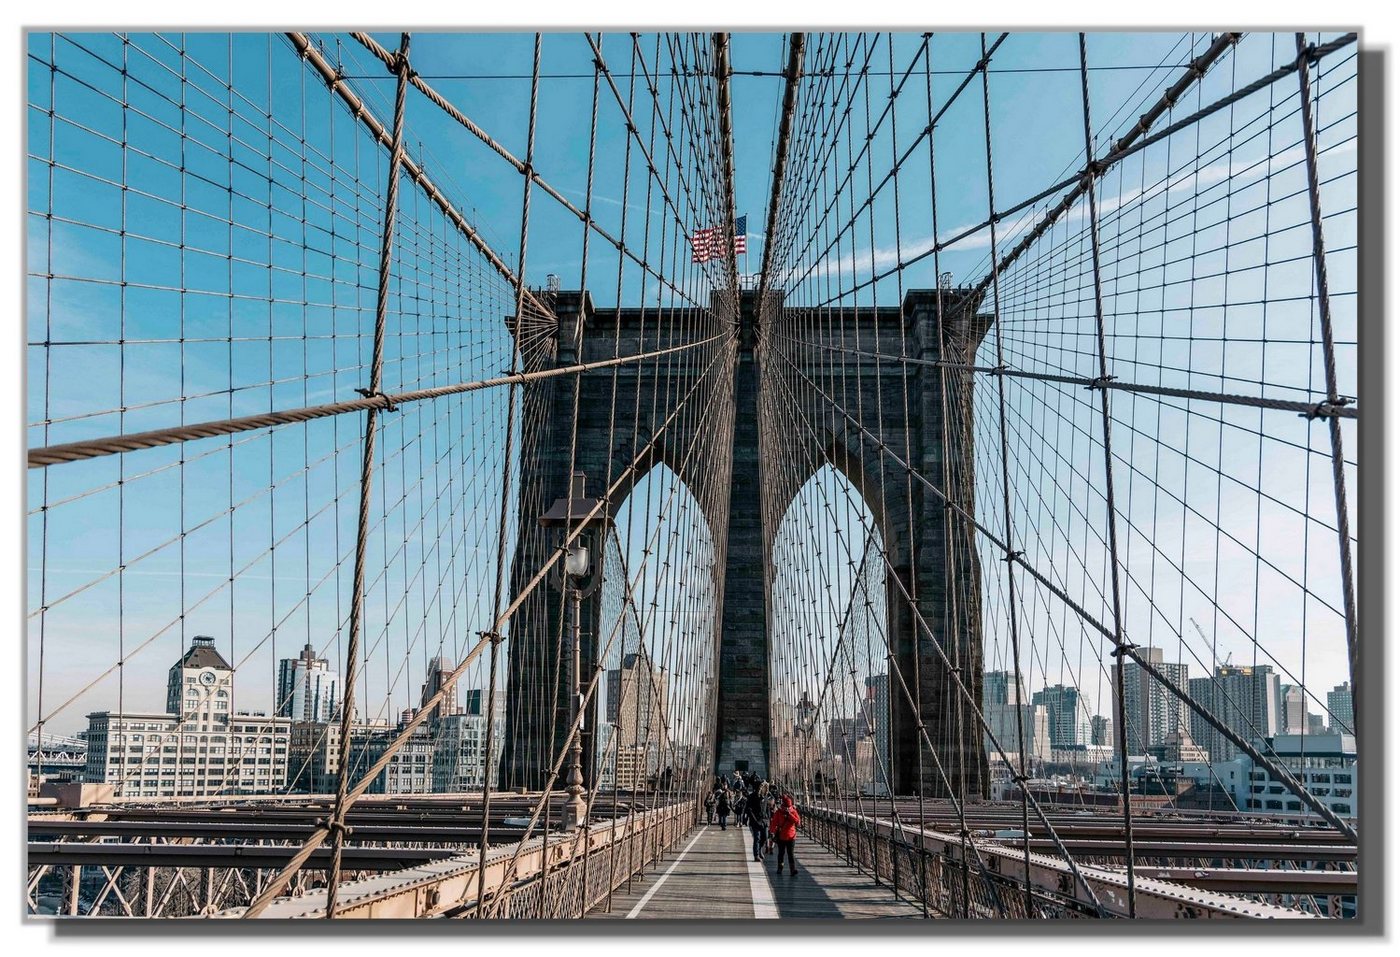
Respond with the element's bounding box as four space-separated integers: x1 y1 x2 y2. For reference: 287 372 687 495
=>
745 829 779 919
625 825 709 919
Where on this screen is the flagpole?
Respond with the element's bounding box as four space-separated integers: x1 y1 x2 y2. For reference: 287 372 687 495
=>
741 212 749 289
745 212 751 289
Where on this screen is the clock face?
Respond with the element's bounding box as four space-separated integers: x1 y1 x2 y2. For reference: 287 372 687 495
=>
198 670 217 686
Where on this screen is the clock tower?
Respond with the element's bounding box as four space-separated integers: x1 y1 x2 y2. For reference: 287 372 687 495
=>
166 635 235 722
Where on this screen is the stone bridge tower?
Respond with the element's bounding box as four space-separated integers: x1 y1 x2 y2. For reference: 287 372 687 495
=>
502 287 989 799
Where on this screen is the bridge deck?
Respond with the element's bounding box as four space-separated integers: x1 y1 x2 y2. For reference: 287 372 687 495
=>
588 822 927 920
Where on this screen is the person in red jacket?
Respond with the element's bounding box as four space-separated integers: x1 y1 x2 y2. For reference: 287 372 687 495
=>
768 794 800 876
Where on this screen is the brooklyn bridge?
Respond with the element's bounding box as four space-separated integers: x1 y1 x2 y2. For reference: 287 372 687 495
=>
25 30 1361 919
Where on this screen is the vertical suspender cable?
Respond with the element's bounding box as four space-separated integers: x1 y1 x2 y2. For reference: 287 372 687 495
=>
326 31 411 920
977 31 1035 919
476 31 543 915
1293 32 1358 713
1078 32 1137 917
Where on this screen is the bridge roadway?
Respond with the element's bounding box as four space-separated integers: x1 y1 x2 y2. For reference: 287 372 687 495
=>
588 821 925 919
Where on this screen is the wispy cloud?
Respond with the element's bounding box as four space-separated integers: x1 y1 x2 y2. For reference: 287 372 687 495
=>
786 135 1356 290
559 186 656 218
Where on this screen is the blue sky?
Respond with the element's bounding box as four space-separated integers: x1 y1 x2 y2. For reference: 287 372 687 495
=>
755 30 1358 753
26 31 1357 747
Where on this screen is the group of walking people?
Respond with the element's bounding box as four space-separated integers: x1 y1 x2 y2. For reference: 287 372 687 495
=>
702 771 801 876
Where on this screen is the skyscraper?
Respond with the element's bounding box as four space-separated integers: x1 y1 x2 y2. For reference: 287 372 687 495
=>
981 669 1049 760
419 655 459 722
983 670 1012 707
1327 681 1354 734
1030 684 1091 748
606 651 670 790
1090 714 1110 746
863 673 891 778
1187 664 1281 762
431 688 504 793
276 643 340 723
1279 683 1306 735
1114 646 1190 753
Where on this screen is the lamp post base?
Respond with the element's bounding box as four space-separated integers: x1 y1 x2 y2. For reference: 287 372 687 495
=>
562 790 587 830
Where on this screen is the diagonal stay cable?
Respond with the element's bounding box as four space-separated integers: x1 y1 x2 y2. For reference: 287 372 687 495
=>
27 336 725 469
778 349 1359 845
349 31 704 310
285 32 551 319
238 332 736 918
970 32 1243 301
776 337 1358 420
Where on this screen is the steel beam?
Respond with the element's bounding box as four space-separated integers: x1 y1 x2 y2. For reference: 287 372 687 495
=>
28 819 530 843
809 806 1320 918
218 801 691 919
28 842 456 872
1136 867 1356 897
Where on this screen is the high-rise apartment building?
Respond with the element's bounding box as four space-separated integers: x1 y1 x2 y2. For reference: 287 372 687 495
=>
276 643 340 723
1031 683 1091 748
1327 681 1354 735
1187 663 1281 762
1115 646 1191 753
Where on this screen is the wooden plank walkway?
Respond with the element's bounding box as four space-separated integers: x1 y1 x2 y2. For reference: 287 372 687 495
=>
587 822 928 920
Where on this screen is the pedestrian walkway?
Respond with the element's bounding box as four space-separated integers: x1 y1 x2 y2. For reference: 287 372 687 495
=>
588 822 926 919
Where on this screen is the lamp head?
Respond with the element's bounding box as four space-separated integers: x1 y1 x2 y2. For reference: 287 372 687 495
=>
564 543 591 579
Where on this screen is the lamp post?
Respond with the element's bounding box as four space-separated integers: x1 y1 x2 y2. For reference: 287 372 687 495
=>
539 471 607 830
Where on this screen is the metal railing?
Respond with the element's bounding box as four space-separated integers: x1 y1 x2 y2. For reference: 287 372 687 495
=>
801 805 1323 919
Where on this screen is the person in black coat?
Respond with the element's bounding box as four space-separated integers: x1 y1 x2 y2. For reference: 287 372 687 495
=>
715 788 731 830
744 787 767 861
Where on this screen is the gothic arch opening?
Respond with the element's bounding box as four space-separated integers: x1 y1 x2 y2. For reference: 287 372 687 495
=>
767 465 893 797
595 463 719 796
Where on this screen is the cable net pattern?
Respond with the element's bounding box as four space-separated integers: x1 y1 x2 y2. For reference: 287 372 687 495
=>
756 30 1357 918
25 29 1360 921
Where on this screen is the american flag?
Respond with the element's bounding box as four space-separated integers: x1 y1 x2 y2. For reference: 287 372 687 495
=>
690 217 748 263
690 225 718 264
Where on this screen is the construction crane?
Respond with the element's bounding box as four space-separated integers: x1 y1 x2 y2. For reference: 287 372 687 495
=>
1190 617 1230 667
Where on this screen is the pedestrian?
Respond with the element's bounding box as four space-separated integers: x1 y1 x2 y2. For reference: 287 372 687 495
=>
703 789 716 824
716 788 731 830
768 794 800 876
744 786 767 862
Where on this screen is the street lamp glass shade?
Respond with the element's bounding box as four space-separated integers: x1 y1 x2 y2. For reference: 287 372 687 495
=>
564 544 591 579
